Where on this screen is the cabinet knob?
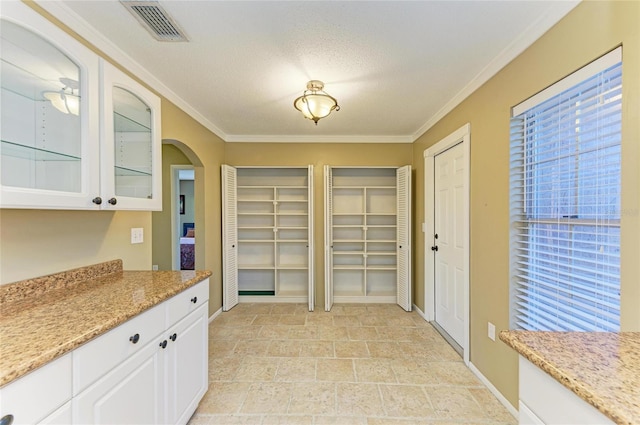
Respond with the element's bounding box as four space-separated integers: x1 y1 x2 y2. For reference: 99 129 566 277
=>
169 333 177 342
191 296 198 304
0 414 14 425
431 246 438 251
108 197 117 205
92 197 103 205
159 340 167 349
129 333 140 344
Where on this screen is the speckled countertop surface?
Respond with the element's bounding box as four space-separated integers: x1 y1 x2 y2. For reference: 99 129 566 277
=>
500 330 640 425
0 260 212 388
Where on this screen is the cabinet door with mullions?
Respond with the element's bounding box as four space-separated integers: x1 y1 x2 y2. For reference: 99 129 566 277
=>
100 59 161 210
0 2 100 209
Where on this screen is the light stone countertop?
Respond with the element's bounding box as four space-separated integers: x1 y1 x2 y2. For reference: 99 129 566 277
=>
0 260 212 387
500 330 640 425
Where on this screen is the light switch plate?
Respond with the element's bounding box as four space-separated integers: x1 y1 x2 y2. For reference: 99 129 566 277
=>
131 228 144 244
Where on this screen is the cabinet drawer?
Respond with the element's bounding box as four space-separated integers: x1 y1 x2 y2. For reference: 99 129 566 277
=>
0 353 72 425
73 302 166 395
166 279 209 326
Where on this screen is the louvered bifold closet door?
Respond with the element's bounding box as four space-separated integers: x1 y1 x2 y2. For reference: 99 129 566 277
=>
396 165 412 311
307 165 315 311
221 165 239 311
323 165 334 311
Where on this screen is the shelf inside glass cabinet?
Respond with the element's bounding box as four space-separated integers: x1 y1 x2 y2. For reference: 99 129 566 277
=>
1 140 80 162
115 165 152 177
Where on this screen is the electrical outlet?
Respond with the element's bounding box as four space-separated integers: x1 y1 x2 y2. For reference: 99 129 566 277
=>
131 228 144 244
152 265 158 271
488 322 496 341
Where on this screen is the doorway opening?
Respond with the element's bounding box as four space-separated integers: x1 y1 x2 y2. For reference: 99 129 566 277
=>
173 165 195 270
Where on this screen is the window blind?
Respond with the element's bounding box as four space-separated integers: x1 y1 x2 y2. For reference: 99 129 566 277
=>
509 48 622 332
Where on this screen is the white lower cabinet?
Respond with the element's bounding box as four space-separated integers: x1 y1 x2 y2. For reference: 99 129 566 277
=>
0 279 209 425
73 338 165 424
73 279 209 425
0 353 72 425
518 356 613 425
165 303 208 424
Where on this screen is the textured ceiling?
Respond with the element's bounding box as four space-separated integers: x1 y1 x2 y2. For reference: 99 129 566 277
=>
41 1 579 142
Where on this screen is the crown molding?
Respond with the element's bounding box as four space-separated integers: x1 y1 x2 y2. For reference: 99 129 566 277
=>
411 0 580 142
35 0 580 145
224 134 414 144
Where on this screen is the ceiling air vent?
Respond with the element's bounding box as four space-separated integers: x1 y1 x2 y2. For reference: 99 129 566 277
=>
120 1 188 42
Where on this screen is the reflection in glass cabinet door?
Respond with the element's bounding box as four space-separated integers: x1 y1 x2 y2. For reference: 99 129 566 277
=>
113 87 153 200
0 2 100 209
100 59 161 210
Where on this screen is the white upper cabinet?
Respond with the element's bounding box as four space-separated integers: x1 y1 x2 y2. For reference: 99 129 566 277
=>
0 2 162 211
100 60 162 211
0 1 100 209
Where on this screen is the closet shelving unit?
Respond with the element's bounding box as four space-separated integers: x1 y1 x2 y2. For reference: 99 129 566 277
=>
222 165 314 311
324 166 411 311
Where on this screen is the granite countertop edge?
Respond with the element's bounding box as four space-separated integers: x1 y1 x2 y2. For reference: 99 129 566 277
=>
0 260 212 388
500 330 637 425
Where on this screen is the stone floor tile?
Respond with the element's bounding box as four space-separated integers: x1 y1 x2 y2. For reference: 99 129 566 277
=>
347 326 379 341
379 384 436 418
390 358 436 385
366 341 404 358
333 315 363 326
317 325 349 340
305 313 335 325
209 357 241 381
468 387 517 423
252 314 282 325
240 382 292 414
266 339 303 357
197 382 250 414
279 314 307 325
425 387 487 421
429 362 483 386
336 383 385 416
288 382 336 415
314 416 367 425
354 358 397 383
233 340 269 356
262 415 314 424
335 340 370 358
258 325 291 339
234 357 278 381
317 358 355 382
288 325 318 339
299 340 335 357
207 414 263 424
208 340 236 358
275 358 317 382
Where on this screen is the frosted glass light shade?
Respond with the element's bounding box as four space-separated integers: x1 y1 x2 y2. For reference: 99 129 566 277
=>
293 80 339 125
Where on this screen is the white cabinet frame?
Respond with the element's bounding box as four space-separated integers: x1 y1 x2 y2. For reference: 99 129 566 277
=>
222 165 314 311
324 165 411 311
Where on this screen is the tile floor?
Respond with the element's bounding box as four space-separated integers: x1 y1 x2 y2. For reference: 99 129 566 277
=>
189 303 516 425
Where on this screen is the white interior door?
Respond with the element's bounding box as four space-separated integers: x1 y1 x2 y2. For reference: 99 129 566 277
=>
396 165 412 311
307 165 315 311
323 165 334 311
221 165 239 311
433 143 465 346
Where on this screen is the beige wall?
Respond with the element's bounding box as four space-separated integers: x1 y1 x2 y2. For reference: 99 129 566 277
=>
224 142 413 307
0 209 151 284
412 0 640 407
160 100 226 316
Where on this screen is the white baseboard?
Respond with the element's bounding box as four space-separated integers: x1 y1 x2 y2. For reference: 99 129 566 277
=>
209 307 223 323
469 362 519 420
413 303 428 321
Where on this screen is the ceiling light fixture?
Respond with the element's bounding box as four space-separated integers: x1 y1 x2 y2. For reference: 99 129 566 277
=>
43 78 80 116
294 80 340 125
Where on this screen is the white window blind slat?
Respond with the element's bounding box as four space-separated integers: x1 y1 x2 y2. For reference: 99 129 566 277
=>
509 50 622 332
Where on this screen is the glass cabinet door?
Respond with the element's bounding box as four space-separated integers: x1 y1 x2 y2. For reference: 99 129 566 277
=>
0 3 100 209
101 60 161 210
